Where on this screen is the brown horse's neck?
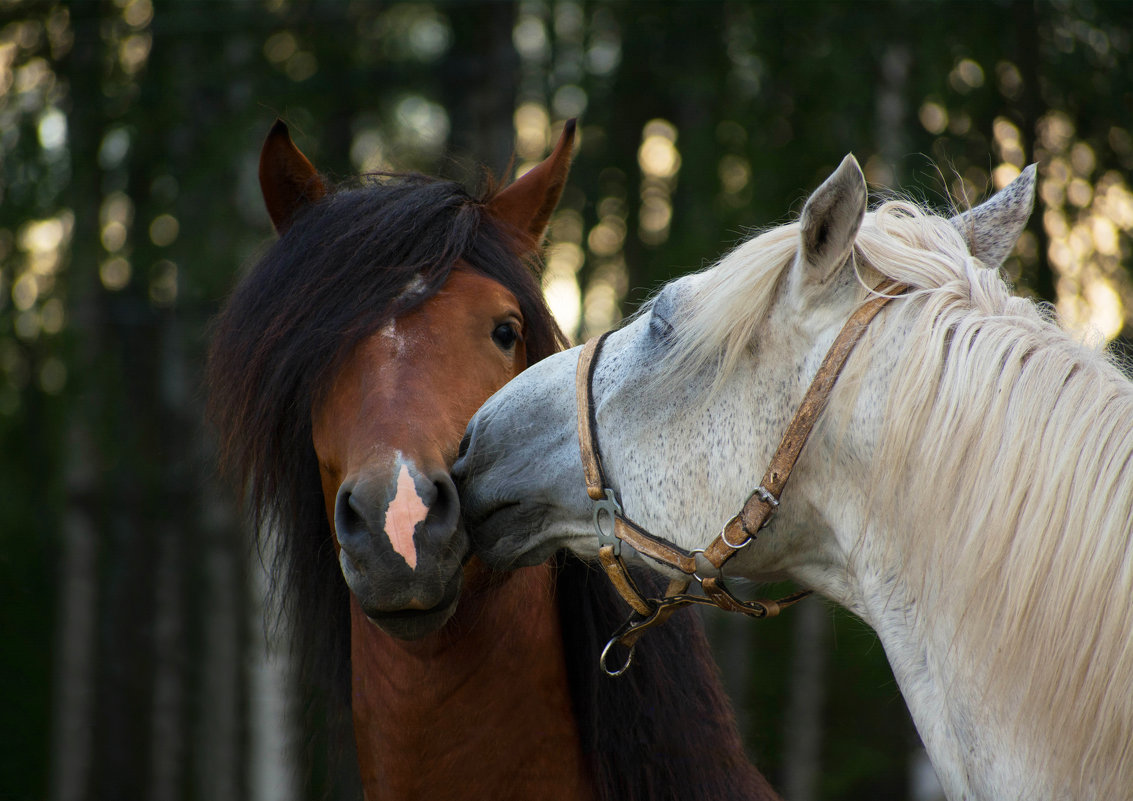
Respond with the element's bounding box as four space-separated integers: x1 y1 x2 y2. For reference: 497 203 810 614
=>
349 561 594 801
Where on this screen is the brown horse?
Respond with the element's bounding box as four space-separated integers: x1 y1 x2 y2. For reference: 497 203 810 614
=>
207 120 780 801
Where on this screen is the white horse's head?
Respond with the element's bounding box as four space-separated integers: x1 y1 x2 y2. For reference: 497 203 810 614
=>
456 155 1035 592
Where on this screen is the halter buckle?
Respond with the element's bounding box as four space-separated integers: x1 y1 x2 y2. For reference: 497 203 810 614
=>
754 485 779 514
592 488 623 555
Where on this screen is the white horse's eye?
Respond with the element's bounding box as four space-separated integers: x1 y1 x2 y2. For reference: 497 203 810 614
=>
648 285 680 344
648 308 674 343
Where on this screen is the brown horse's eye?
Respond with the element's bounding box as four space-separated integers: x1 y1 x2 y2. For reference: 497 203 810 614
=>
491 322 520 351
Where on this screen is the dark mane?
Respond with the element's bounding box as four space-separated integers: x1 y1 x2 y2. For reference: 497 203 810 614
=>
207 171 773 799
556 556 777 800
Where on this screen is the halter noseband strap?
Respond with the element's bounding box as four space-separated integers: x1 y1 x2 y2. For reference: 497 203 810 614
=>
577 280 907 676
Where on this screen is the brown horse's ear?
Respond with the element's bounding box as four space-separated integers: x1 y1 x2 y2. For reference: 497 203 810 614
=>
488 118 577 250
259 119 328 234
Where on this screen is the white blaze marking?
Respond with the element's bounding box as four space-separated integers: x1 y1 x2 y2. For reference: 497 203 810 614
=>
378 319 407 355
385 464 426 569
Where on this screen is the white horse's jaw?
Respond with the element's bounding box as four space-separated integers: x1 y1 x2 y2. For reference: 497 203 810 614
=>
456 345 597 570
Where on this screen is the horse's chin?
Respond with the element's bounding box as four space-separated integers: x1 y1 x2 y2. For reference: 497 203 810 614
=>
354 570 464 640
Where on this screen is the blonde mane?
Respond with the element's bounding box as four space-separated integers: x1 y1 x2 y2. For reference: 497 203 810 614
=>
665 200 1133 796
656 221 802 392
863 204 1133 798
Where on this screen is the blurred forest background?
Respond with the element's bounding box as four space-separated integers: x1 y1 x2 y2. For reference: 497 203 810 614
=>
1 1 1130 800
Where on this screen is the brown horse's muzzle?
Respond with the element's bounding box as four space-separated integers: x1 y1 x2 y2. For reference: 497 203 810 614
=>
334 457 467 639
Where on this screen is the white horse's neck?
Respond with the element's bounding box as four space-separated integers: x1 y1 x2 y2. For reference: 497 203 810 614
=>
845 559 1037 800
788 345 1057 801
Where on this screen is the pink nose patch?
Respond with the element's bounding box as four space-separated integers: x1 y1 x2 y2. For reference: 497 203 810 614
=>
385 464 427 569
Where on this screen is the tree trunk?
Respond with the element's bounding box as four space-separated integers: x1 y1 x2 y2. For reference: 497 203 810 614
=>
1013 0 1054 303
248 531 300 801
49 5 105 798
876 43 912 185
50 427 99 801
441 3 520 180
782 599 827 801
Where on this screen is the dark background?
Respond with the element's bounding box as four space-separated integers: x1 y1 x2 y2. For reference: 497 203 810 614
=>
2 1 1130 800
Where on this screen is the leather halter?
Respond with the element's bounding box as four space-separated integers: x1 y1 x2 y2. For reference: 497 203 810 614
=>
576 280 907 675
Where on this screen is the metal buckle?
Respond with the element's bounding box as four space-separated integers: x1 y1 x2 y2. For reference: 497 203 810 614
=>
592 487 623 555
754 485 779 513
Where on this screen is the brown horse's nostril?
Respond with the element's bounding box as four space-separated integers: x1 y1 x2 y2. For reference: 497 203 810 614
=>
334 481 375 559
424 472 461 542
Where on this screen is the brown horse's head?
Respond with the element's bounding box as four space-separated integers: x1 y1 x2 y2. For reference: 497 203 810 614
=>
243 121 573 638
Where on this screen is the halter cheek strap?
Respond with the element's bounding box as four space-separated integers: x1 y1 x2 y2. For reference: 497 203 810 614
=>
577 280 907 676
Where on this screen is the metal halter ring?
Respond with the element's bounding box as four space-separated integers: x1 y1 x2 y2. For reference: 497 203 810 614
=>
690 547 740 587
600 635 635 677
689 548 713 584
719 515 754 550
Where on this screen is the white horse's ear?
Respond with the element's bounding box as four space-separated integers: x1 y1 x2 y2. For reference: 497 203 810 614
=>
949 164 1036 270
795 154 867 288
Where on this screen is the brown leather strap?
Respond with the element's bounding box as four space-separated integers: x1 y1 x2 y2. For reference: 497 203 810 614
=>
576 334 609 501
598 545 653 616
578 331 704 575
700 577 812 618
604 582 814 664
615 517 699 574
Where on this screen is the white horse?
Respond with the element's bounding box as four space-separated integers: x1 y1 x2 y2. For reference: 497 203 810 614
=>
455 156 1133 800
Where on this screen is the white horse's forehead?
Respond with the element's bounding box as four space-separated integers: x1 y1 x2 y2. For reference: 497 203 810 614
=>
654 272 703 313
590 317 667 409
589 268 861 535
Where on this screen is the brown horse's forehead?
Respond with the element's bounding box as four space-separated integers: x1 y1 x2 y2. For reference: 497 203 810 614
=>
387 267 523 368
311 265 524 470
423 265 523 322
